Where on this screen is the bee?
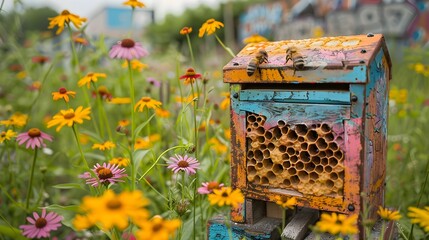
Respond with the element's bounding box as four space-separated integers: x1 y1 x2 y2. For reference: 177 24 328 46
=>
285 46 305 75
246 49 268 76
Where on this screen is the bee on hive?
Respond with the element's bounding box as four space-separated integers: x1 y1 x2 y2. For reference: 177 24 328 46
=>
285 46 305 75
246 49 268 77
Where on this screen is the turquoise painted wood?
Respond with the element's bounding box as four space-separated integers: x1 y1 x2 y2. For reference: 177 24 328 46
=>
239 90 351 104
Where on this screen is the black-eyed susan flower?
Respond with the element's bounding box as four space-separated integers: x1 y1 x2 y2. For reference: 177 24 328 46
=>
0 112 28 128
123 0 145 9
122 59 148 72
274 196 297 209
155 108 170 118
377 206 401 221
408 206 429 232
78 72 107 88
47 106 91 132
314 212 358 236
109 38 148 60
208 137 227 154
198 181 224 195
175 94 198 105
48 10 87 35
94 86 112 101
179 68 202 85
134 97 162 112
180 26 192 35
109 157 130 167
0 129 17 143
16 128 53 150
92 141 116 151
135 215 181 240
242 34 268 44
73 190 149 231
117 119 130 127
31 55 50 65
208 187 244 208
220 92 230 110
134 134 160 150
52 87 76 102
80 162 127 187
167 154 200 175
198 18 224 37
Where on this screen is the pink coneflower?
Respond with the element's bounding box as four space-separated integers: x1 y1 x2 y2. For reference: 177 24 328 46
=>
167 154 200 175
109 38 148 60
16 128 53 150
19 208 63 239
198 181 225 194
146 77 161 87
80 162 127 187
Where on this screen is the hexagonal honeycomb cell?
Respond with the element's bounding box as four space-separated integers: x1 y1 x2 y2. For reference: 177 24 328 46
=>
246 113 345 196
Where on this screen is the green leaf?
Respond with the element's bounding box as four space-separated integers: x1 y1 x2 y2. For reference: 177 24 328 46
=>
133 149 150 170
0 224 27 240
52 183 84 190
133 113 156 137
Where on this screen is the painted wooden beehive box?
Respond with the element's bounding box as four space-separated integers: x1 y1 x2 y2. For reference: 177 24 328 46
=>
224 34 391 223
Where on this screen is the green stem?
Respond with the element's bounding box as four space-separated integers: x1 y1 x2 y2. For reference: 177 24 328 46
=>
186 34 195 68
25 148 38 210
127 60 137 190
137 145 186 181
71 125 90 170
215 34 236 58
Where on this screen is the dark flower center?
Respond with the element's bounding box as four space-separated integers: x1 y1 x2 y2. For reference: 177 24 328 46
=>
152 222 163 232
221 192 229 197
87 73 94 77
61 10 71 15
186 68 196 76
207 19 215 24
1 132 6 137
96 167 113 179
177 160 189 168
59 87 67 94
28 128 41 138
207 182 220 191
106 199 122 210
121 39 135 48
141 97 151 102
64 112 75 119
35 217 47 228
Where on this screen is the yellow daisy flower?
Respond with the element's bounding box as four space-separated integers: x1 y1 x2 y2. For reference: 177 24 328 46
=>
414 63 425 74
242 34 268 44
208 137 228 154
180 26 192 35
47 106 91 132
155 108 170 118
408 206 429 232
224 129 231 140
52 87 76 102
135 134 160 150
0 112 28 128
208 187 244 208
274 196 297 209
16 71 27 79
175 94 198 105
109 157 130 167
118 119 130 127
122 59 148 72
73 190 149 231
92 141 116 151
220 92 230 110
0 129 17 143
314 212 358 236
135 215 181 240
123 0 145 9
134 97 162 112
78 72 107 88
198 18 224 37
108 97 131 104
377 206 401 221
48 10 87 35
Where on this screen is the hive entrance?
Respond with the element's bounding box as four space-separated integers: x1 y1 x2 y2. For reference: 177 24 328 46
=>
246 113 345 196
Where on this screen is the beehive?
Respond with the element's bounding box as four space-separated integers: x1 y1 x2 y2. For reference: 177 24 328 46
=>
225 34 391 224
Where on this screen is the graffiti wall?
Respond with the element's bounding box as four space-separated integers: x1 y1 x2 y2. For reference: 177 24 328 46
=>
238 0 429 43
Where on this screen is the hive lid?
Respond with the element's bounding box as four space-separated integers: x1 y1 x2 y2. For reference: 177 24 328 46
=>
223 34 391 84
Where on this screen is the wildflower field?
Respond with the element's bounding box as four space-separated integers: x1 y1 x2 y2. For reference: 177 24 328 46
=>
0 1 428 240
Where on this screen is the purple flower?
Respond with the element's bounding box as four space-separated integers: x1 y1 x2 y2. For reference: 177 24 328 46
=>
16 128 53 150
198 181 224 194
109 38 148 60
146 77 161 87
80 162 127 187
20 208 62 239
167 154 200 175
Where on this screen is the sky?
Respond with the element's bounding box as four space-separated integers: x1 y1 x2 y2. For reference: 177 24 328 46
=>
2 0 221 21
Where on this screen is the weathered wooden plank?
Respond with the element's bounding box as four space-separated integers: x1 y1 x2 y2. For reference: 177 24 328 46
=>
282 208 319 240
239 90 351 104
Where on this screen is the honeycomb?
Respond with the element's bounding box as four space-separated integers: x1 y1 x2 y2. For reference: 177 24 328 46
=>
246 113 345 196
